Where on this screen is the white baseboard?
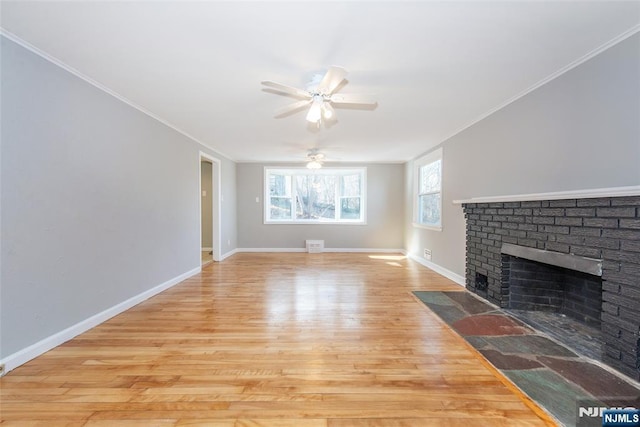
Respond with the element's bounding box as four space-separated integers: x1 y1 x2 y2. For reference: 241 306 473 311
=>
0 266 201 376
237 248 307 253
220 248 238 260
217 248 400 259
324 248 404 253
236 248 404 254
406 253 466 286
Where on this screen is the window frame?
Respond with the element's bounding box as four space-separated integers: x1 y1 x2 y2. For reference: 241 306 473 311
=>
264 167 367 225
413 148 443 231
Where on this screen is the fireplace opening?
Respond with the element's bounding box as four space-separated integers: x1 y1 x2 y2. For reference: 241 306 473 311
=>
506 255 602 327
501 245 604 361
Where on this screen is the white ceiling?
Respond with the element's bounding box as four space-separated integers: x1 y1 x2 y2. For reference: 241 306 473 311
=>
2 1 639 163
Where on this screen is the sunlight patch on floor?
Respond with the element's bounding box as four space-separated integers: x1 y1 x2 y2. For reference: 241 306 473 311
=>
368 254 406 261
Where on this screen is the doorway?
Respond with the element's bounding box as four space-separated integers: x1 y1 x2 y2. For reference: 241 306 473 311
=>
199 152 221 265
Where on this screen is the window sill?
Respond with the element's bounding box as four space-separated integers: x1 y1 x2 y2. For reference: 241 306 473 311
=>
412 222 442 232
264 220 367 226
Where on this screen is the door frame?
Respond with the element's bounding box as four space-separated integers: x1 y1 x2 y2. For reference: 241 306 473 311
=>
199 152 222 262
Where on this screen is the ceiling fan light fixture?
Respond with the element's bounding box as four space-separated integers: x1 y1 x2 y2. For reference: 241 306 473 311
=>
306 150 324 169
322 102 334 120
306 96 324 123
306 160 322 169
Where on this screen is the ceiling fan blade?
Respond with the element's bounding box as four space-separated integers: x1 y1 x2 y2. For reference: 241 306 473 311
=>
329 93 377 105
274 99 312 117
261 81 310 98
317 66 348 95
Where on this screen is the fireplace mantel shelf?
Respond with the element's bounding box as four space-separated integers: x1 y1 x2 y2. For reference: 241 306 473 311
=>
452 185 640 205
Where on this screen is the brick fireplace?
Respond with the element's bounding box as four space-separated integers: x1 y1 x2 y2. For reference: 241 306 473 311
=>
461 194 640 380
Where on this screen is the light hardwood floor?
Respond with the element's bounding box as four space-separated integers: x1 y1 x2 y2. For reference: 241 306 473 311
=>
202 251 213 264
0 253 556 426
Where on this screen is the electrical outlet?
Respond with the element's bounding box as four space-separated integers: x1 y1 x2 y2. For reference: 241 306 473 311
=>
423 249 432 260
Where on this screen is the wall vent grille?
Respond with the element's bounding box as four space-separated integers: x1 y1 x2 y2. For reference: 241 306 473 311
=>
306 240 324 253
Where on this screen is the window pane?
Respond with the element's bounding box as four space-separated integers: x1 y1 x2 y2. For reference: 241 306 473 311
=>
270 174 291 197
341 174 360 197
341 197 360 219
308 175 335 219
294 175 308 218
420 160 441 193
270 197 292 220
419 193 441 226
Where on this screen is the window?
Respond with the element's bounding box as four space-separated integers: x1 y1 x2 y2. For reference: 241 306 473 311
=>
414 148 442 230
265 168 366 224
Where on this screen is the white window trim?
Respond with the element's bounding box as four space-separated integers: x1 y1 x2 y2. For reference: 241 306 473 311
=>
412 148 443 231
264 167 367 225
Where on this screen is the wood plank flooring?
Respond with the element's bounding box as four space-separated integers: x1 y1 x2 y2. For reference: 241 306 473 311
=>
202 251 213 264
0 253 556 426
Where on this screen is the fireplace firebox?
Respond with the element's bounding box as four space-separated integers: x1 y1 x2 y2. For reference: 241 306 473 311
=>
502 243 603 327
505 254 604 324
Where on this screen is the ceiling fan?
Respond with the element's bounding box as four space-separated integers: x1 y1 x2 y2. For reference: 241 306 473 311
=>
262 66 376 125
305 150 325 169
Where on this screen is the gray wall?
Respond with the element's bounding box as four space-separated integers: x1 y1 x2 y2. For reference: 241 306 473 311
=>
201 161 213 248
237 163 404 249
221 159 237 256
405 33 640 279
0 36 237 359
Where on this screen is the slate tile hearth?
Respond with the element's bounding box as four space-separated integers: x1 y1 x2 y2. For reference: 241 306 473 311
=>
413 290 640 427
484 335 578 357
453 313 532 336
